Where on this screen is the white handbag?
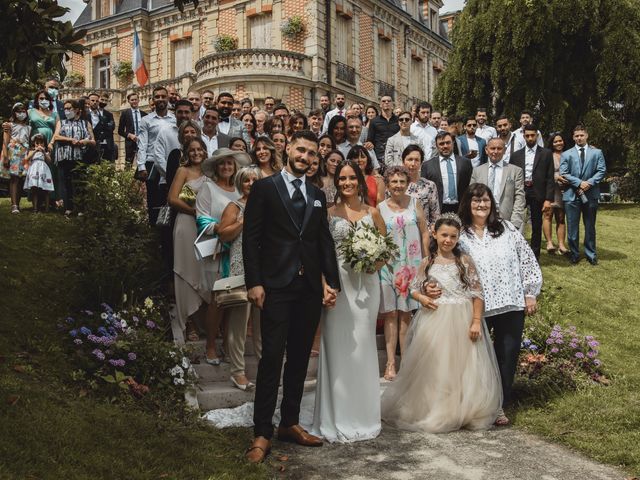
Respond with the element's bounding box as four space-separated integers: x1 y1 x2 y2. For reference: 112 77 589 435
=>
194 228 219 261
213 275 248 308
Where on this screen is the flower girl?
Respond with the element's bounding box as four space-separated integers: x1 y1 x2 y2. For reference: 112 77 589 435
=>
381 213 502 433
23 134 54 213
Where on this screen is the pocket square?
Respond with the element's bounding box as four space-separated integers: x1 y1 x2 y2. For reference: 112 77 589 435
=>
313 200 322 207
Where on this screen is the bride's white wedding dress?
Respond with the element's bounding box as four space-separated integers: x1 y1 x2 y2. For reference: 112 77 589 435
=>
310 214 382 443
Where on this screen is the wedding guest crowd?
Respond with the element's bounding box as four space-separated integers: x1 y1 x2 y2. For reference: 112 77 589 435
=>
2 83 608 434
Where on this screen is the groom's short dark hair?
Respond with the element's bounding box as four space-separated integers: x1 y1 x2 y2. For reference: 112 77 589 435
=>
290 130 319 145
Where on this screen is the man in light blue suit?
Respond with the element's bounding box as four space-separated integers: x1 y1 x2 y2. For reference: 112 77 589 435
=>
458 116 487 168
559 125 607 265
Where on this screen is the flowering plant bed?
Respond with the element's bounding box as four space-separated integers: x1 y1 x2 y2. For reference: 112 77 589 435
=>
61 299 196 401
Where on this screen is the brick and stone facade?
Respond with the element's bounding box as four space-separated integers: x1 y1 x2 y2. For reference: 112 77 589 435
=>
63 0 450 151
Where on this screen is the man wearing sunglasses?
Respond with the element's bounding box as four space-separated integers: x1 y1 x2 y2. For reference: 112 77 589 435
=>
384 111 431 167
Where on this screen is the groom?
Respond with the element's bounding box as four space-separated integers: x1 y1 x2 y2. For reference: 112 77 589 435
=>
242 130 341 463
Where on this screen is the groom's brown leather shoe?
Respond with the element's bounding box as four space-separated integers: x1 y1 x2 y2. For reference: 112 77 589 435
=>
245 436 271 463
277 425 323 446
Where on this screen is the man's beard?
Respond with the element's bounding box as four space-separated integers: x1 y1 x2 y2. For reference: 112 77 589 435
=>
288 157 309 175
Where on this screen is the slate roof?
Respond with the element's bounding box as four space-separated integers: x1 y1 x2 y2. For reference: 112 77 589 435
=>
74 0 173 28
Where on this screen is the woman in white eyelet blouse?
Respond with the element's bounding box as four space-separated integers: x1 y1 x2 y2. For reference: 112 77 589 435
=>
456 183 542 426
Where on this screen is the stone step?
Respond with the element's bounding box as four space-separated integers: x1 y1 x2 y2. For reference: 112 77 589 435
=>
197 378 317 411
192 355 319 383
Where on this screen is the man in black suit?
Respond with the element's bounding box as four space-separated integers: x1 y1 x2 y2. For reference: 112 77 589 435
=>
118 92 147 165
420 131 473 213
243 130 341 463
88 92 117 162
510 124 555 259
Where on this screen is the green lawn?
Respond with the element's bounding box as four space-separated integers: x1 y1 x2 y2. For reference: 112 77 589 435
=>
0 200 269 480
514 204 640 475
0 200 638 477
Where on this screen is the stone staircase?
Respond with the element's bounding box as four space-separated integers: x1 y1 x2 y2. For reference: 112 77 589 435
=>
171 305 397 411
189 334 396 411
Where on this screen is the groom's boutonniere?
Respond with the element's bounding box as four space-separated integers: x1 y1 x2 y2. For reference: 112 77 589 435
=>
313 200 322 207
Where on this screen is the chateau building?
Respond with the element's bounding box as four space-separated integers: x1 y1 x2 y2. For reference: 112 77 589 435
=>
64 0 450 116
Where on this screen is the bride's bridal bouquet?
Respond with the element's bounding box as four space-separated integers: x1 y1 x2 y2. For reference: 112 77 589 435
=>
338 223 399 274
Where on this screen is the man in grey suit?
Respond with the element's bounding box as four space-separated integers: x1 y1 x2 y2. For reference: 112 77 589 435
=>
559 125 607 265
471 138 526 229
216 92 247 139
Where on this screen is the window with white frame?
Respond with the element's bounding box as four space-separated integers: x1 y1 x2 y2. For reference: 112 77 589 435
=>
94 56 110 89
249 14 272 48
378 37 393 85
336 14 353 66
172 39 193 77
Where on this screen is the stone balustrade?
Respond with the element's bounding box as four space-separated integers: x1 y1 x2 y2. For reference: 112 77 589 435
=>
195 49 310 83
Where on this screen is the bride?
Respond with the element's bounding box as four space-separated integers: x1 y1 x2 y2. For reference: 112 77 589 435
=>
311 160 387 443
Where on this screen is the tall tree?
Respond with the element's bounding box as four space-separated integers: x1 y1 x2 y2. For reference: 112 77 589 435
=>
0 0 86 81
434 0 640 172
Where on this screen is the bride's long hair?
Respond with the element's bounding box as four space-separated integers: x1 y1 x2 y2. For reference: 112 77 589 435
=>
333 159 369 206
423 216 471 289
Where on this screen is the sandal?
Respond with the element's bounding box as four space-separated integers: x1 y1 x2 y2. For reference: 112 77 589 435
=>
384 362 396 381
185 322 200 342
494 408 510 426
546 245 557 254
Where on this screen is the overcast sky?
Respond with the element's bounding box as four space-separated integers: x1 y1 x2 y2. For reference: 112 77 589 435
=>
59 0 465 23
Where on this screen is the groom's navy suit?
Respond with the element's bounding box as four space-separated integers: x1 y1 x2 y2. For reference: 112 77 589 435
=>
243 170 340 439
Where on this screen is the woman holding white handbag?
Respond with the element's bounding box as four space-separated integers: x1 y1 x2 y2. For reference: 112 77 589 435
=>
195 148 252 365
217 166 264 390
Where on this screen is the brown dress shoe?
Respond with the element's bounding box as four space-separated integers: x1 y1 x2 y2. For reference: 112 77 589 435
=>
277 425 323 447
245 436 271 463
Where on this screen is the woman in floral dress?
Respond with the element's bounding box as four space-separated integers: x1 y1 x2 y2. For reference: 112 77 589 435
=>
377 165 430 380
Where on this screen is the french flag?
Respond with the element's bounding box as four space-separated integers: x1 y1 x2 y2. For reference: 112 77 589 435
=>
132 30 149 87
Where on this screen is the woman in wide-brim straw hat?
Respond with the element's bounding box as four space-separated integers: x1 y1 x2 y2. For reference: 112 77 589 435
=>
195 148 252 364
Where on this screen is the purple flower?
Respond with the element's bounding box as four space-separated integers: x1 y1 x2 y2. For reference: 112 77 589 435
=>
92 349 106 361
87 334 100 343
588 340 600 348
529 345 539 351
545 338 554 345
128 352 137 361
108 359 126 367
549 330 559 338
555 338 564 344
66 316 75 324
69 329 78 338
569 325 577 332
146 320 156 329
101 303 113 313
550 347 559 354
575 352 585 359
132 316 139 324
73 339 83 345
553 324 562 331
569 343 578 349
80 326 92 336
587 350 598 358
585 335 594 341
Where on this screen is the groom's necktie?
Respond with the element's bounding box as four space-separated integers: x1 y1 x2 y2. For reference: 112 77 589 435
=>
291 178 306 228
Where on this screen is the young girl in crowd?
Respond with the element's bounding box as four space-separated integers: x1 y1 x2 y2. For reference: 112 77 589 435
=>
381 214 502 433
23 134 54 213
1 103 32 214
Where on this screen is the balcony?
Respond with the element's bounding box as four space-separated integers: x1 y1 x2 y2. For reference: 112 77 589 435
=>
195 49 311 84
336 62 356 86
378 81 395 98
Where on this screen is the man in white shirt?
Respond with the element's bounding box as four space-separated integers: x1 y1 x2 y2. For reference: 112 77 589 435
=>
495 115 517 164
322 93 347 133
475 108 497 143
153 100 193 180
512 110 544 150
338 116 379 169
201 107 231 155
410 101 437 146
